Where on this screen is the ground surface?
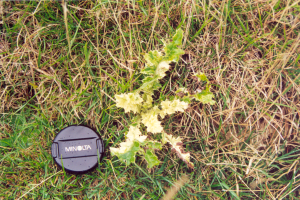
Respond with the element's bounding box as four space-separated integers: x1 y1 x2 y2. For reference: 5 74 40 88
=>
0 0 300 199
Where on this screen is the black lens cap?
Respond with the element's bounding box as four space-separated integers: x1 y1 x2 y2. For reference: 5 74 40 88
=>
51 125 104 174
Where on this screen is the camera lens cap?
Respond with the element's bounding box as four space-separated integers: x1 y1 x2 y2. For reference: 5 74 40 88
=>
51 125 104 174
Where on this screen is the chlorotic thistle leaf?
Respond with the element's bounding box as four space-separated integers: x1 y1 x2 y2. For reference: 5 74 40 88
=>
141 111 163 133
194 72 209 82
193 86 216 105
164 133 194 169
142 94 153 109
110 141 141 165
156 61 171 78
175 87 189 95
172 29 184 46
160 99 188 118
181 96 192 103
126 126 147 143
145 149 160 168
115 93 143 113
140 77 161 94
147 140 162 150
161 131 168 144
141 65 156 75
144 50 163 67
130 116 141 127
163 44 185 62
163 29 185 62
150 105 161 115
110 126 147 165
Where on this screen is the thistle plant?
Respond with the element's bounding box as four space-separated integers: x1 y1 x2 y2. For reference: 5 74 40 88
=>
110 29 215 169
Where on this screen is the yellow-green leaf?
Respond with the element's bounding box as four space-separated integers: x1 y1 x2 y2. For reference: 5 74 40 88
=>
111 141 141 165
194 72 208 82
172 29 184 46
147 141 162 150
163 44 185 62
144 50 163 67
194 86 215 105
144 149 160 168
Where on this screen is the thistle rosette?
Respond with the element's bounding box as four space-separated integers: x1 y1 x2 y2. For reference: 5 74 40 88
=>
110 29 215 170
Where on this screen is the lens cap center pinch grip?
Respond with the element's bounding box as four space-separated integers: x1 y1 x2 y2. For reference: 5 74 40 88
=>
51 125 104 174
